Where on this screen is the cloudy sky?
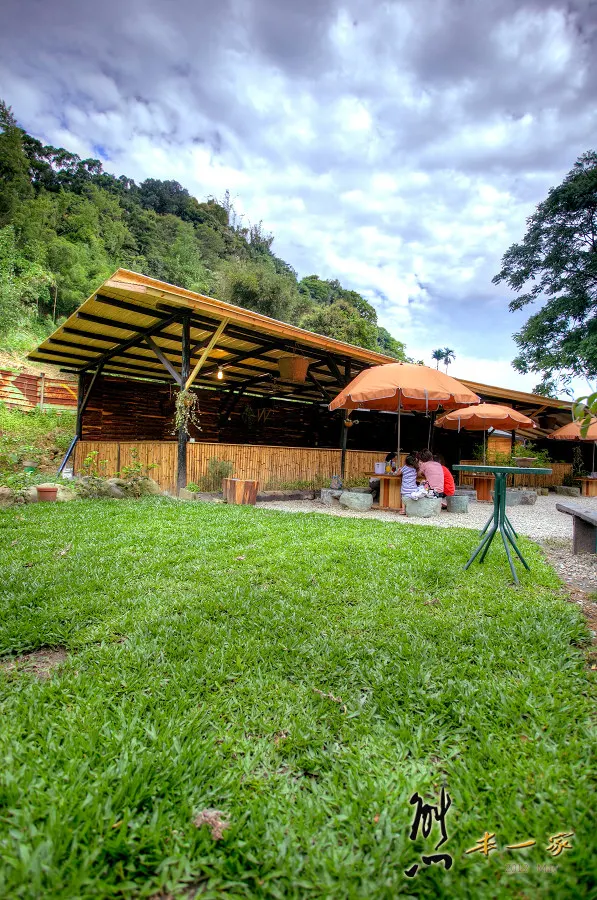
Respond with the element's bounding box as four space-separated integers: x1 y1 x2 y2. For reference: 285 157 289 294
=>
2 0 596 393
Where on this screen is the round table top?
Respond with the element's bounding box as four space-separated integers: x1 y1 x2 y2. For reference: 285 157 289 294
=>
453 464 552 475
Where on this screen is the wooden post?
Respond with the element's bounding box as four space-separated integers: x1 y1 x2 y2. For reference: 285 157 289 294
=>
222 478 258 505
38 372 45 411
177 315 191 494
340 411 348 479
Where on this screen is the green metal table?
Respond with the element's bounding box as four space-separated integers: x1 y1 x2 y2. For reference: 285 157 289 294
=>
453 464 552 584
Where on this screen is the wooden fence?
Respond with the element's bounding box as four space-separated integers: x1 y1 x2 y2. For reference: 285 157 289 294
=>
73 441 397 493
0 369 78 411
457 459 572 488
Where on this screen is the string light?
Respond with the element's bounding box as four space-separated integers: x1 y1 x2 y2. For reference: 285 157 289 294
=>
217 367 224 380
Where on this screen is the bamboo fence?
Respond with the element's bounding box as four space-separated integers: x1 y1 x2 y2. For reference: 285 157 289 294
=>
457 459 571 488
73 441 399 492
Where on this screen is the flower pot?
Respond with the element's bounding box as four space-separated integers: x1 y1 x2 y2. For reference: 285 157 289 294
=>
36 486 58 502
278 355 309 383
513 457 537 468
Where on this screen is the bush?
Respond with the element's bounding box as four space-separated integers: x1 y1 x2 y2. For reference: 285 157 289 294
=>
199 457 234 492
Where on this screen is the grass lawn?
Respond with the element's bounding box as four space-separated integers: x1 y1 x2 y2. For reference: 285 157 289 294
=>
1 498 595 899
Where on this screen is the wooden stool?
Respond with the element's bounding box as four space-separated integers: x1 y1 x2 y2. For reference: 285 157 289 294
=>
222 478 258 505
472 475 494 502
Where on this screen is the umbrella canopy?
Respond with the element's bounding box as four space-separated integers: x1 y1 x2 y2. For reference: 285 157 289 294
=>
329 363 480 412
435 403 536 432
549 419 597 441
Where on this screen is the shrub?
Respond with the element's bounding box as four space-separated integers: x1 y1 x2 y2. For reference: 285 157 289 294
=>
199 457 234 492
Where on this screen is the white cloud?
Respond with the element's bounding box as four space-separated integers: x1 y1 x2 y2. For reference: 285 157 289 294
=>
1 0 596 398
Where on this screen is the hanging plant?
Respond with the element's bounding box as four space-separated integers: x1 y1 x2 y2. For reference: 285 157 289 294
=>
173 388 202 436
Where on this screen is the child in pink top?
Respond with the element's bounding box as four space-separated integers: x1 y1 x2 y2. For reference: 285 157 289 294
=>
417 449 445 494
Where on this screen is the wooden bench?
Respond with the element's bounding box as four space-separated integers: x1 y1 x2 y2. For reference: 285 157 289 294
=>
556 502 597 553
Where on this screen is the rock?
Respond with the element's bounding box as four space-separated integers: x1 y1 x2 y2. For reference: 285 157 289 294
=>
76 477 115 499
454 487 477 502
339 490 373 511
179 488 198 500
137 477 162 496
537 487 549 496
404 497 442 518
320 488 342 506
447 494 469 513
257 489 317 502
348 486 373 494
491 489 522 506
519 490 537 506
37 482 78 502
555 485 581 497
0 486 15 506
20 486 39 503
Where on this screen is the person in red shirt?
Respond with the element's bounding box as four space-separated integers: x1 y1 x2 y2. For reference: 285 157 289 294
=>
435 455 455 496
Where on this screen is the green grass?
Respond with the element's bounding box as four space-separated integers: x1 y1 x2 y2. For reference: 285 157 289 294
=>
0 404 75 472
0 499 595 899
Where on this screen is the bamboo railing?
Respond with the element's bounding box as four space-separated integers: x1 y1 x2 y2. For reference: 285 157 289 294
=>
73 441 396 493
457 459 572 488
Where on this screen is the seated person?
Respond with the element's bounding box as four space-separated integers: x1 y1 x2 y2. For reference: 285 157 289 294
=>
435 455 455 497
398 454 419 514
418 449 445 496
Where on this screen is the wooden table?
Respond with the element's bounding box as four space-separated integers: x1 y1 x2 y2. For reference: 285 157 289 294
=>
579 477 597 497
367 473 402 510
472 474 495 502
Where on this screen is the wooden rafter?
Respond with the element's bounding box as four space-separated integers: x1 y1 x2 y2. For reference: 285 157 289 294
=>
184 319 230 390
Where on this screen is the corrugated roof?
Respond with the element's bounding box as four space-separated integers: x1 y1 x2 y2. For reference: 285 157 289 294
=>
28 269 574 411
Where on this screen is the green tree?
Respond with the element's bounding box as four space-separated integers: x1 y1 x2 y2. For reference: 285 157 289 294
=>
0 102 33 226
442 347 455 373
431 348 444 369
376 326 407 360
494 150 597 393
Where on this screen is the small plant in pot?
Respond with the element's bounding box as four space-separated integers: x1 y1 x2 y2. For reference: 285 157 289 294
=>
36 484 58 502
20 446 42 472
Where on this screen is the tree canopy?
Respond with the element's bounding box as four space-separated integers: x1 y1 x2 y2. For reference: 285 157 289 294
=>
0 101 406 361
493 150 597 393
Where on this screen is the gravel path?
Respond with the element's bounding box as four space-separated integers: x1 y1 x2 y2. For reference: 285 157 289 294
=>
255 493 597 543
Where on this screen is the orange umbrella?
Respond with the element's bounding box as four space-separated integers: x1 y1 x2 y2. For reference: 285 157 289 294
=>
435 403 536 463
329 362 480 455
329 363 480 412
549 418 597 472
435 403 536 431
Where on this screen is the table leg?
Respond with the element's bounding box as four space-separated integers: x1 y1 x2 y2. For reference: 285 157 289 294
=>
464 473 530 582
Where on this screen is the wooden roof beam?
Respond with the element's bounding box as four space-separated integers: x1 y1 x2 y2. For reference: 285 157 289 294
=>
185 319 230 390
77 312 180 373
144 335 182 385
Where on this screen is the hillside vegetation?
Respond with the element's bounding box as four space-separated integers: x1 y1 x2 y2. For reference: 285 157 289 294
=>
0 101 406 360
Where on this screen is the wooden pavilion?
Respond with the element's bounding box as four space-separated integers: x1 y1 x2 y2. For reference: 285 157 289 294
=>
28 270 576 493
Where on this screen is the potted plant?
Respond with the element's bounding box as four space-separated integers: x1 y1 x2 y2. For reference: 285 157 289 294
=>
278 355 310 383
20 446 42 473
36 484 58 502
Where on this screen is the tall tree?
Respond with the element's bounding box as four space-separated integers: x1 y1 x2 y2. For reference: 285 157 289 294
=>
442 347 455 373
431 348 444 369
493 151 597 393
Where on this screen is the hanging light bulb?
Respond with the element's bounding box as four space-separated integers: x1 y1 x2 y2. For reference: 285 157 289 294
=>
217 367 224 380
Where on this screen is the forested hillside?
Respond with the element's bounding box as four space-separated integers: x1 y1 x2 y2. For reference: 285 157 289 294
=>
0 101 406 360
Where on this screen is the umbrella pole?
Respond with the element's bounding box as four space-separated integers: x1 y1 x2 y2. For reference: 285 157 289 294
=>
396 392 402 463
593 441 595 474
483 430 486 465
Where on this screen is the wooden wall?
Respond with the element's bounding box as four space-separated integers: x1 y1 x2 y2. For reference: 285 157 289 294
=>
0 369 77 411
80 374 413 453
73 440 395 492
